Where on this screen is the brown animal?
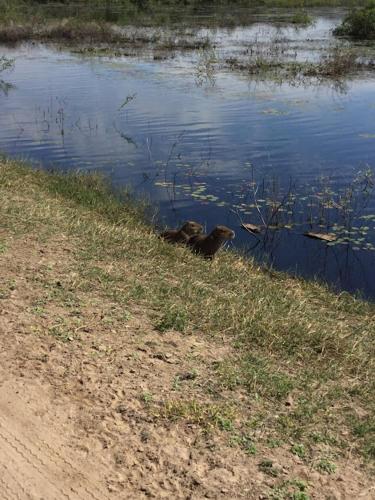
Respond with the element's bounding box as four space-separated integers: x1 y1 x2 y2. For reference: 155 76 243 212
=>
188 225 235 259
160 221 203 244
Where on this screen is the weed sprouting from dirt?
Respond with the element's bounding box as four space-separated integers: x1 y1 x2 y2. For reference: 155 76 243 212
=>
156 307 188 332
315 457 337 474
352 415 375 459
291 443 306 459
229 433 257 455
270 478 310 499
259 459 281 477
141 391 154 405
160 400 235 431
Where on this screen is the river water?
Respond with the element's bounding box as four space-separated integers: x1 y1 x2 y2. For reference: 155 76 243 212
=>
1 10 375 298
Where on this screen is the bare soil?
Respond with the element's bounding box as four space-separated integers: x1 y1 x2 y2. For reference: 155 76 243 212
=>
0 230 374 499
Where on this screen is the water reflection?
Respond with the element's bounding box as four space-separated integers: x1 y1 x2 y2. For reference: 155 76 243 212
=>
0 35 374 298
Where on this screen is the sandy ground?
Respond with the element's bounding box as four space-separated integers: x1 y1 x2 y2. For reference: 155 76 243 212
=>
0 374 111 500
0 230 374 499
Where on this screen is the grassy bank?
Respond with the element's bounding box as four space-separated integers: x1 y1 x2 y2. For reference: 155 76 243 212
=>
1 156 374 472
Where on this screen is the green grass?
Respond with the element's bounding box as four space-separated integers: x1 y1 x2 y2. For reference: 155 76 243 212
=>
160 399 236 431
270 478 310 499
291 443 306 458
214 355 295 400
0 157 374 463
315 457 337 474
259 459 281 477
156 307 188 332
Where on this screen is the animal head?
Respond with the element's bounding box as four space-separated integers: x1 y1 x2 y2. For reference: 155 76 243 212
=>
181 220 204 236
212 225 235 240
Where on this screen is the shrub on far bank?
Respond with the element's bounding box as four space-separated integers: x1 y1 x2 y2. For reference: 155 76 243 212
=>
334 1 375 39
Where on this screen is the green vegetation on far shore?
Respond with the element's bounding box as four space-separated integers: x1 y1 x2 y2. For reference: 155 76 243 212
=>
334 1 375 39
0 0 370 31
1 157 374 464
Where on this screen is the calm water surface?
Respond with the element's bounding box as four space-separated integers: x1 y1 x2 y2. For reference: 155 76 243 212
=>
1 14 375 298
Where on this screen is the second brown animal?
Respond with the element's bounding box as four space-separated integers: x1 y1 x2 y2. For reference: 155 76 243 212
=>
188 225 235 259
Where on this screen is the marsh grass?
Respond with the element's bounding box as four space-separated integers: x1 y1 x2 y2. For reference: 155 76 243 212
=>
0 55 14 94
290 10 314 25
224 43 370 87
306 45 360 77
0 16 212 51
0 158 374 462
0 55 13 72
0 20 120 44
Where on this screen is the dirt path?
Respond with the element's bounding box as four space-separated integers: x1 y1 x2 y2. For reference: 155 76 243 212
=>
0 374 111 500
0 374 374 500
